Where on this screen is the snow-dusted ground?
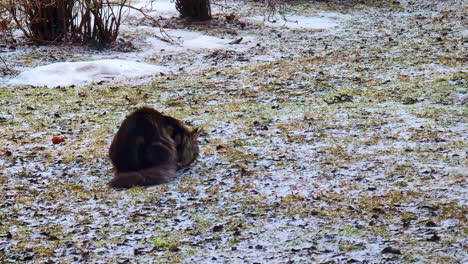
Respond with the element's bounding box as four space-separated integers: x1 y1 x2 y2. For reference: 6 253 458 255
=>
0 0 466 263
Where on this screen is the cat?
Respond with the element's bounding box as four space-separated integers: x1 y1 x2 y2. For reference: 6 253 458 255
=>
108 107 200 188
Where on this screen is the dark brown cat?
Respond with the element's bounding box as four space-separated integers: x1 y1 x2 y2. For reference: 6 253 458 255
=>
108 107 200 188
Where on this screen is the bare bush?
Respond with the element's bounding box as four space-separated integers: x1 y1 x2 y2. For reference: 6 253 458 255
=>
0 8 14 44
74 0 127 48
261 0 288 21
1 0 127 48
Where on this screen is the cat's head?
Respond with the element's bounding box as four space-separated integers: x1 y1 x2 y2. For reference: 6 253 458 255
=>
176 127 201 169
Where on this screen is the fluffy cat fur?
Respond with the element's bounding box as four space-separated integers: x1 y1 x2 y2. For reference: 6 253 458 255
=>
108 107 200 188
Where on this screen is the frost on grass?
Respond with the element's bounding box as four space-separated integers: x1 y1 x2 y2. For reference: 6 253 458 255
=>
0 0 467 263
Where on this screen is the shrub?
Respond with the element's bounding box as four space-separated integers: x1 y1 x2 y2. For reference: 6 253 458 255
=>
0 8 13 44
1 0 127 48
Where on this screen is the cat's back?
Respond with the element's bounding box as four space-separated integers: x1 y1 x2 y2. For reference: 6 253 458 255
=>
119 107 164 134
128 107 165 125
109 107 166 164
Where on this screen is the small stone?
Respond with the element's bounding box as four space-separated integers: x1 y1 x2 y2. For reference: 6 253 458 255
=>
212 225 224 232
372 208 385 214
402 97 418 105
168 245 180 252
216 145 224 150
381 246 402 254
427 233 441 242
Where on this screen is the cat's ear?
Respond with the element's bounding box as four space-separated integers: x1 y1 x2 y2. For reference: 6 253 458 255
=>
191 128 201 142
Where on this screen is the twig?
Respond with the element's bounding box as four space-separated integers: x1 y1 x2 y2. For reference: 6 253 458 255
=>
2 41 34 46
0 55 12 73
263 0 288 23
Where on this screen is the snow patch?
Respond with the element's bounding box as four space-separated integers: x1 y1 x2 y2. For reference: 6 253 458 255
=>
8 59 167 87
126 0 178 18
148 0 177 15
247 14 340 30
137 27 237 51
115 26 246 64
182 35 231 49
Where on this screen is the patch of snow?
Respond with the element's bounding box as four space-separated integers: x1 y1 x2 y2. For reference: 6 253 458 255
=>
147 0 177 14
8 59 168 87
125 0 178 18
150 30 232 50
183 35 231 49
113 25 250 67
317 11 353 20
246 14 340 30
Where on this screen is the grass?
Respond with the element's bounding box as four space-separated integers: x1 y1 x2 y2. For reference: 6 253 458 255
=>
0 1 466 263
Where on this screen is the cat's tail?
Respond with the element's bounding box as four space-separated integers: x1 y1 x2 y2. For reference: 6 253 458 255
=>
108 165 176 189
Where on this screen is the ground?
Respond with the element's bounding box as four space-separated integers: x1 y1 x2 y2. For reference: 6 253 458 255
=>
0 0 466 263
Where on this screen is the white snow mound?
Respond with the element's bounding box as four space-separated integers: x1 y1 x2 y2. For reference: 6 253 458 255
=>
8 59 167 87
